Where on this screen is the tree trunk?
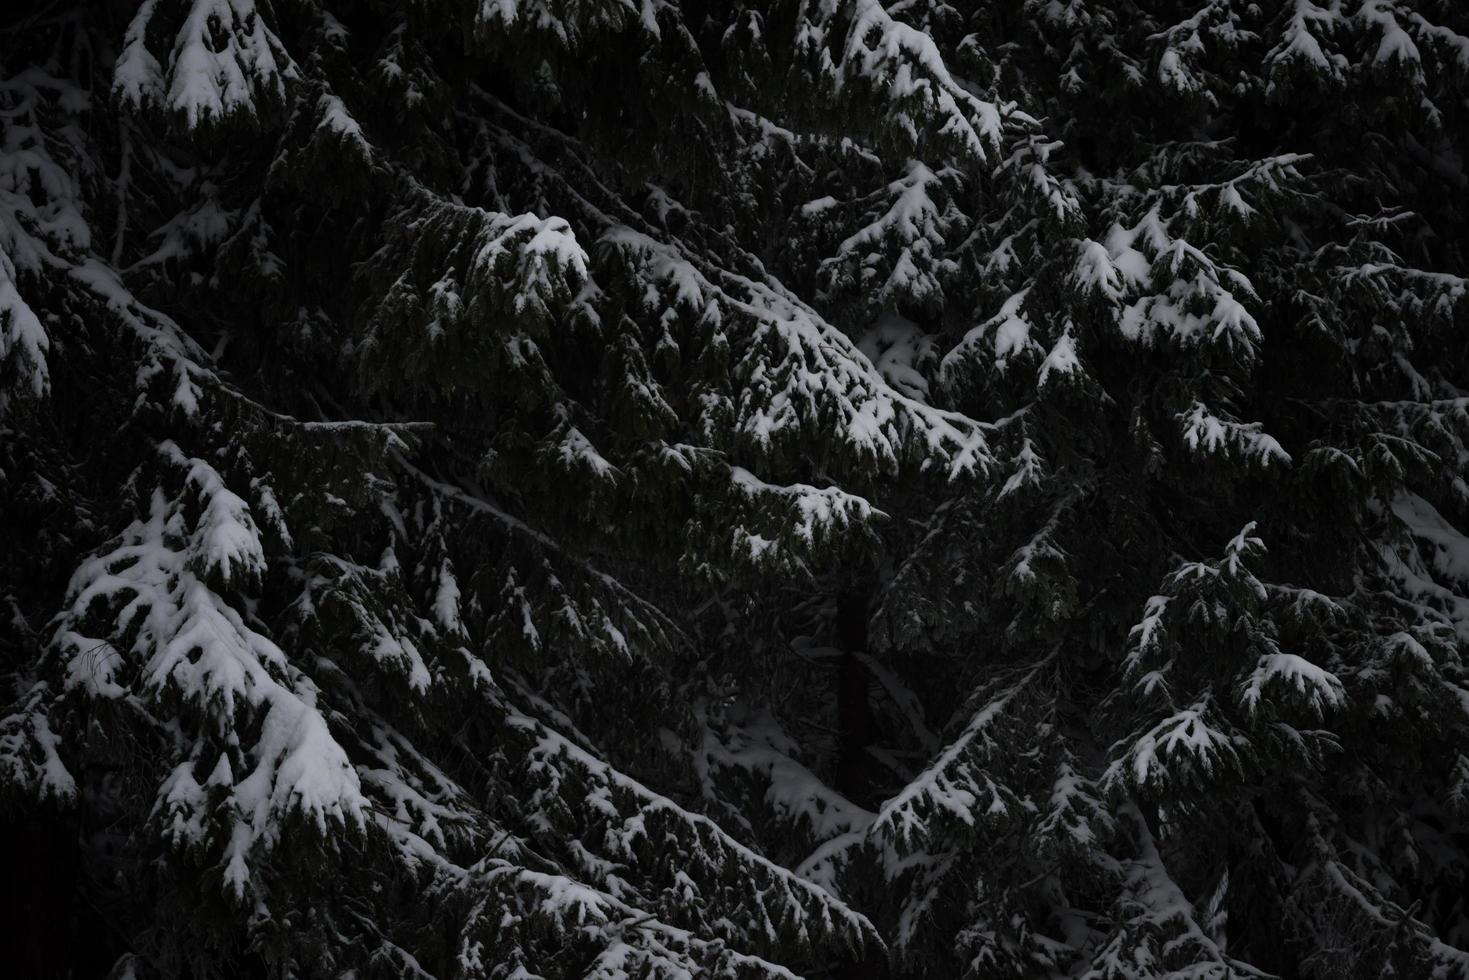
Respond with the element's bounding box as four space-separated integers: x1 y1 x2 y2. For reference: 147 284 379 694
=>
831 588 889 980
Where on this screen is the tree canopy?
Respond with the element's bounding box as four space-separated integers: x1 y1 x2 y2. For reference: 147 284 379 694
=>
2 1 1468 977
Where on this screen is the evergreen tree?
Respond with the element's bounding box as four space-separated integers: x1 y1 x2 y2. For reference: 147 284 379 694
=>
1 1 1466 978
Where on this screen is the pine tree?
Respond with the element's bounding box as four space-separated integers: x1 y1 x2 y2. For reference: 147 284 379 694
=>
1 1 1467 979
846 2 1469 977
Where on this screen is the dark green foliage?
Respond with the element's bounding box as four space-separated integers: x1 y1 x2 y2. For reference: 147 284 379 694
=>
2 1 1468 978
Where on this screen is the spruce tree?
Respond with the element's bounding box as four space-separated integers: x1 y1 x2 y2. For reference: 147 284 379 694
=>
1 1 1467 979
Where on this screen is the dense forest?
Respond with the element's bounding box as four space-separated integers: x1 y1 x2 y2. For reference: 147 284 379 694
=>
3 0 1469 977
